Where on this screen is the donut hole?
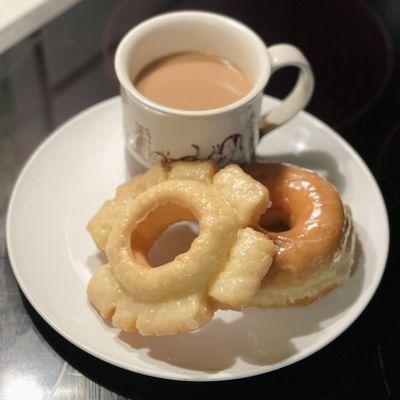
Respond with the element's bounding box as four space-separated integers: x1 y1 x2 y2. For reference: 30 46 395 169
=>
260 207 292 232
130 203 199 267
148 221 199 267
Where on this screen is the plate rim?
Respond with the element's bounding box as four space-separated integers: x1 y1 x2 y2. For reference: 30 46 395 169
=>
6 95 390 381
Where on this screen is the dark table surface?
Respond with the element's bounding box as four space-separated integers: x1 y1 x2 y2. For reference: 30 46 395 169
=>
0 0 399 399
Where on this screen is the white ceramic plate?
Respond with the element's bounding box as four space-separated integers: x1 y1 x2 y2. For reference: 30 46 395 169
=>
6 96 389 381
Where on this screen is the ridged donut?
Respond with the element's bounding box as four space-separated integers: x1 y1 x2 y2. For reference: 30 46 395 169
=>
244 163 356 307
87 162 275 335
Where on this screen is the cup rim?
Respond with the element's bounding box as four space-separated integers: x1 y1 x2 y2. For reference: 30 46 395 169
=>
114 10 270 117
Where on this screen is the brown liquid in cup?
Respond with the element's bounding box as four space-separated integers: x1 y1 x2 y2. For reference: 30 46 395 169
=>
133 52 252 111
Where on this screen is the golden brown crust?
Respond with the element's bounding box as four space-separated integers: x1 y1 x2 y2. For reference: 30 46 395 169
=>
245 163 355 307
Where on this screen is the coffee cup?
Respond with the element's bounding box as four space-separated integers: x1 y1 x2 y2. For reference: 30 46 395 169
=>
115 11 314 167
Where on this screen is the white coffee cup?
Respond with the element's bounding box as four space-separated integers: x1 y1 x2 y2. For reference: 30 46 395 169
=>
115 11 314 167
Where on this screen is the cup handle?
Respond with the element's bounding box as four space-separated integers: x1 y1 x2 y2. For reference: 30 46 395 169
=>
260 44 314 136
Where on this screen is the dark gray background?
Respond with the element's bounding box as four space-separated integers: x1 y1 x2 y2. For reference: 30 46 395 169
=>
0 0 399 398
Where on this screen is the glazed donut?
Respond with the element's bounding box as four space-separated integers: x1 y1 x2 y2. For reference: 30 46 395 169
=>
244 163 355 307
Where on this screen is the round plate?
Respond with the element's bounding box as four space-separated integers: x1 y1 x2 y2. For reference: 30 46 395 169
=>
6 96 389 381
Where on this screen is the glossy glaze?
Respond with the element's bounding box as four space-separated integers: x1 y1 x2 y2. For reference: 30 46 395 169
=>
245 163 355 307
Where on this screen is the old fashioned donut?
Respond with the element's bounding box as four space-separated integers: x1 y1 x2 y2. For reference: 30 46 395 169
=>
87 162 275 335
244 163 355 307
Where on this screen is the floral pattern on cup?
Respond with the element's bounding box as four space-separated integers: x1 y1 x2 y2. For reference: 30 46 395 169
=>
206 134 243 166
154 145 201 165
132 121 152 162
133 121 244 166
